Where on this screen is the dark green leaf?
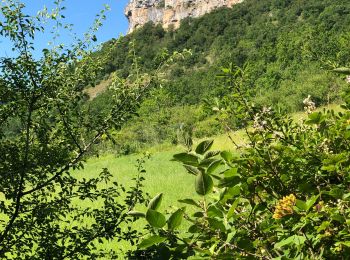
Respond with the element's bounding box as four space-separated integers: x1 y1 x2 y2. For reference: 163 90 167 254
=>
207 159 222 175
195 140 214 155
331 213 345 223
328 187 343 199
208 218 226 232
195 172 213 196
204 150 220 159
199 158 218 167
127 211 146 218
188 225 200 233
183 164 201 175
172 153 199 166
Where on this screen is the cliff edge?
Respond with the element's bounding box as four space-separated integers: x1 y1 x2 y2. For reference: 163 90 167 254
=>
125 0 243 33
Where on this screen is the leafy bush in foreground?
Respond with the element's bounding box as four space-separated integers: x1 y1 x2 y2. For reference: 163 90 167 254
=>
131 67 350 259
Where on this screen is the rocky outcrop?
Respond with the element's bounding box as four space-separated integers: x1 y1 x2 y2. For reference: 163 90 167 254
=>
125 0 243 33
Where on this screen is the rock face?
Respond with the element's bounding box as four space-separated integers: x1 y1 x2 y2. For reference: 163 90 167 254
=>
125 0 243 33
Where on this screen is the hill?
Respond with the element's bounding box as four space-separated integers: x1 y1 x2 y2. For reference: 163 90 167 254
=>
89 0 350 154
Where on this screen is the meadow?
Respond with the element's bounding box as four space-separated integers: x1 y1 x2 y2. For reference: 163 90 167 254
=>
70 129 246 254
76 128 248 208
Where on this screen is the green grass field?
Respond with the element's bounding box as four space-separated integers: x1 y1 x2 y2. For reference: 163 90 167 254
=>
73 133 242 255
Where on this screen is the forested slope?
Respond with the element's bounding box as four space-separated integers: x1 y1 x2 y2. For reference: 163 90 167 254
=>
90 0 350 154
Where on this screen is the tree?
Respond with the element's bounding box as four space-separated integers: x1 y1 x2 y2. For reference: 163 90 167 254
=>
0 1 165 258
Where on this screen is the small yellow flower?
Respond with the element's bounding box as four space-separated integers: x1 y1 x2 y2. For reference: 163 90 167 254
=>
273 194 296 219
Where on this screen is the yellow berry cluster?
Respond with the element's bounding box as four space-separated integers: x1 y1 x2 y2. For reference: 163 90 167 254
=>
273 194 296 219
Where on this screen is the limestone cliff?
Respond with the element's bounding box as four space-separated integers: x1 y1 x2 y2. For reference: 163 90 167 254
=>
125 0 243 33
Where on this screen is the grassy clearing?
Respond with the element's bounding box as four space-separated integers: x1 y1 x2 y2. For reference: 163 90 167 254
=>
76 150 200 211
73 149 208 255
75 131 245 209
73 134 242 254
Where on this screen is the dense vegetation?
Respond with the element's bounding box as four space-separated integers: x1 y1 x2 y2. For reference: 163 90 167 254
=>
129 66 350 259
0 1 165 258
90 0 350 154
3 0 350 258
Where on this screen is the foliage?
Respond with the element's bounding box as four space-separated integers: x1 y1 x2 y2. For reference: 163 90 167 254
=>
90 0 350 153
0 1 166 257
131 66 350 258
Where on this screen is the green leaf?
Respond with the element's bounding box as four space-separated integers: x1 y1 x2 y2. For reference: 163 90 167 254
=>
274 235 306 249
195 140 214 155
221 151 233 163
148 193 163 210
209 243 217 255
296 199 307 211
331 213 345 223
218 175 241 188
178 199 201 208
195 172 213 196
183 164 201 175
207 205 223 218
227 198 240 219
305 112 324 125
188 225 200 233
146 209 166 228
127 211 146 218
172 153 199 166
227 185 241 197
199 158 217 167
208 218 226 232
317 221 330 232
223 168 239 178
207 159 222 175
138 235 166 249
168 209 184 230
296 195 319 212
204 150 220 159
305 195 319 211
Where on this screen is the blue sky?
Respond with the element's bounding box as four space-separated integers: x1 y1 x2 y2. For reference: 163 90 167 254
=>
0 0 130 57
